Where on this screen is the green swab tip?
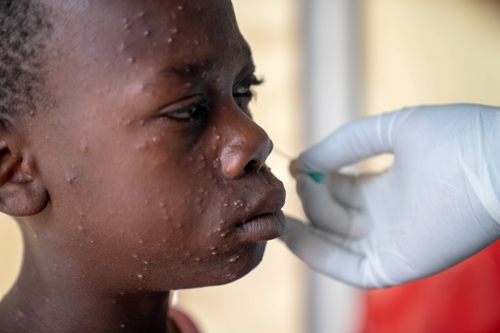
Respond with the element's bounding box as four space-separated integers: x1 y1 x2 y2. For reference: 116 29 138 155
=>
307 172 325 184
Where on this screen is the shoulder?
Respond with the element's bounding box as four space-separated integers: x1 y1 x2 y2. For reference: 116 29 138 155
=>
168 307 201 333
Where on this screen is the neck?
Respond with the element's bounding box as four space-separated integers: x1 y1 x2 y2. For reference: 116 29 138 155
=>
0 238 172 333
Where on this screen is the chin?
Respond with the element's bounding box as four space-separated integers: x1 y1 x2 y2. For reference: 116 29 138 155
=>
219 241 267 284
149 241 269 290
177 241 267 289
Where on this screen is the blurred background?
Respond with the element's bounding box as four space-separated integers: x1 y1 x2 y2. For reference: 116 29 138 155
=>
2 0 500 332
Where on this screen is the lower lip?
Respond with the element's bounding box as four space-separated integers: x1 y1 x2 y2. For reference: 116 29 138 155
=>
237 210 285 242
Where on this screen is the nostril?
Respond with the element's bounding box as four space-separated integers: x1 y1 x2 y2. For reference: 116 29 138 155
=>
244 159 261 173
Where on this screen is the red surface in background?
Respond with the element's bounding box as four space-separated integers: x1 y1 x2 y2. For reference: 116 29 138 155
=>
361 240 500 333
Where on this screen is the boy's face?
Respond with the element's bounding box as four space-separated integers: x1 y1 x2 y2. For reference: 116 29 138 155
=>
25 0 285 290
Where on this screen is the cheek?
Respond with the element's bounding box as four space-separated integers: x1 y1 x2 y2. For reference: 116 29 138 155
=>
117 156 261 286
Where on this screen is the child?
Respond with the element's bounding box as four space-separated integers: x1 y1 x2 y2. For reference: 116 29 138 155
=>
0 0 286 332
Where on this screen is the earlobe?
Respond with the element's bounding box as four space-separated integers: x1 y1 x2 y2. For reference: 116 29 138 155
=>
0 138 49 217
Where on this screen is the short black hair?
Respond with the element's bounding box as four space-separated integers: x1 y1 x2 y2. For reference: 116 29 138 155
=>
0 0 52 116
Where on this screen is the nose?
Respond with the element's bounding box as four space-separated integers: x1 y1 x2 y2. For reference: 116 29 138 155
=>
220 111 272 179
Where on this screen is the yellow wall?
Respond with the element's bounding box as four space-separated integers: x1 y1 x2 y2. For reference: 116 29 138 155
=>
0 215 23 300
363 0 500 112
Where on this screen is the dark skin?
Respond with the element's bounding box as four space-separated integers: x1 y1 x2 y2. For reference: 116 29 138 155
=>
0 0 286 332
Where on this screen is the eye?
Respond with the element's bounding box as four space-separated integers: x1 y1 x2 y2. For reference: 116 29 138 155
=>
161 100 209 122
233 75 263 109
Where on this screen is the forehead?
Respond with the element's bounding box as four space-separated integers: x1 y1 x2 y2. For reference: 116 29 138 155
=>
47 0 251 80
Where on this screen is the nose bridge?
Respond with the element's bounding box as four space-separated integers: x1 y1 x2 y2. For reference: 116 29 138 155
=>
219 107 272 179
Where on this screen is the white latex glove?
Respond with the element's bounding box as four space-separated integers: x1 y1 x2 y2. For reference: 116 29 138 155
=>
282 104 500 288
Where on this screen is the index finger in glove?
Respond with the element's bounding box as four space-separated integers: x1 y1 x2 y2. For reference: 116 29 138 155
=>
297 107 418 172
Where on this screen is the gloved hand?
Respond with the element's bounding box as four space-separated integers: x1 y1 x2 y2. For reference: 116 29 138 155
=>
282 104 500 288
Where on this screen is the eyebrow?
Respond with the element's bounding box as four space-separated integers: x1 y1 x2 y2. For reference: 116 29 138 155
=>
158 46 254 79
161 61 214 79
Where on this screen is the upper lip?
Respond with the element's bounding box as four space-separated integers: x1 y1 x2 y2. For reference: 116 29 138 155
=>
238 187 286 226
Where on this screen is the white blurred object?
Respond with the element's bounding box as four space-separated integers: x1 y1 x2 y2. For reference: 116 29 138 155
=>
169 290 180 307
303 0 363 331
283 104 500 288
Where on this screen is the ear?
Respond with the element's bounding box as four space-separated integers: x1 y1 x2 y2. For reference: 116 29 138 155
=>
0 123 48 216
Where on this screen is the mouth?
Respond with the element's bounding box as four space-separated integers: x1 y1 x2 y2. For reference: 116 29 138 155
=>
235 187 286 242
